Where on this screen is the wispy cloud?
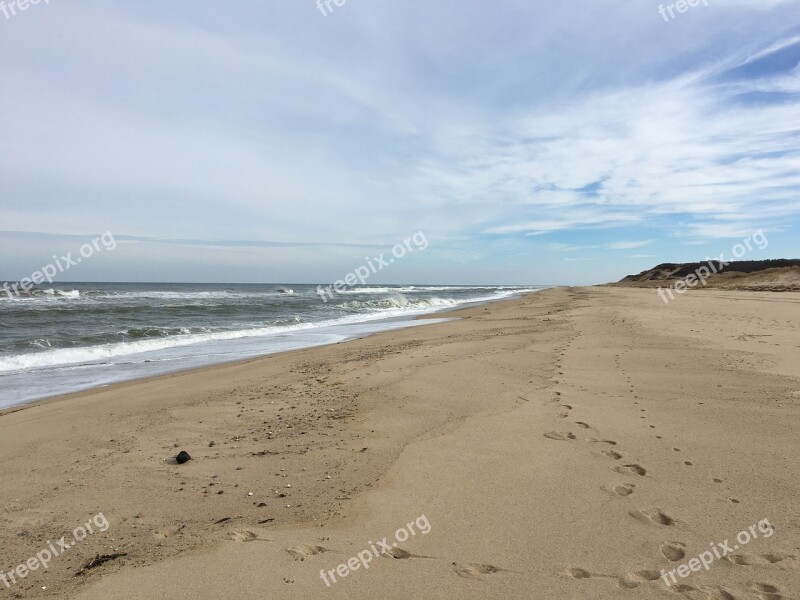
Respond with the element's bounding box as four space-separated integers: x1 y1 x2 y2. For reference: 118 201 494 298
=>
550 240 654 251
0 1 797 284
608 240 653 250
436 38 800 241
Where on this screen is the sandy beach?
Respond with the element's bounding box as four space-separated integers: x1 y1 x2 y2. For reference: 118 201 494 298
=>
1 287 798 599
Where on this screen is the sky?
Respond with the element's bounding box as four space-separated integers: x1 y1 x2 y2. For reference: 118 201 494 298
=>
1 0 799 285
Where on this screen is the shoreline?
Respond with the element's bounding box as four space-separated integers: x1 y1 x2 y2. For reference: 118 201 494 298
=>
1 286 798 599
0 316 451 417
1 290 540 414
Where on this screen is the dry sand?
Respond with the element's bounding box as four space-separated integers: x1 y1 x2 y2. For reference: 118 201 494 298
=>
1 287 798 599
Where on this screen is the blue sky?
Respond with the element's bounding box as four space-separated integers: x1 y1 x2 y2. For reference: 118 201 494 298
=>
1 0 799 285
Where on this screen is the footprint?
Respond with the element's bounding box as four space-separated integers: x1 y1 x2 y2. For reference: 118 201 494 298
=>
544 431 576 440
750 583 779 593
618 577 640 590
672 584 701 596
630 509 676 526
566 567 620 585
566 567 592 579
381 547 421 559
687 587 737 600
602 449 623 460
287 544 328 560
590 439 618 446
556 412 569 418
618 569 661 588
453 562 506 579
154 525 184 539
227 530 265 542
575 422 590 429
727 553 794 566
613 484 635 497
614 464 647 476
660 542 686 561
749 582 783 600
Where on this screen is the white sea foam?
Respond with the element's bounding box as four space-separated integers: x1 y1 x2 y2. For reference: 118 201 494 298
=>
0 288 540 374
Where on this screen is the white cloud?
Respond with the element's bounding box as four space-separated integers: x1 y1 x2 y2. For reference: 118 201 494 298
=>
427 57 800 239
0 0 797 284
608 240 654 250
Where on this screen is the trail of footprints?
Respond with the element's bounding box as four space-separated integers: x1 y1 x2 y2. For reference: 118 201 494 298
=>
565 566 663 590
547 345 681 590
547 345 794 598
567 565 788 599
225 528 510 583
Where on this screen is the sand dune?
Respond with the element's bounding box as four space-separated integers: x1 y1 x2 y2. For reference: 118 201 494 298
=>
616 260 800 291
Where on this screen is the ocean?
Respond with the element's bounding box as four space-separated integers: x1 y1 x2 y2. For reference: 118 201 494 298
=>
0 283 543 408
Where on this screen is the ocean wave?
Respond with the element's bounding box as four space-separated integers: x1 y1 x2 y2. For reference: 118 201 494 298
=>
42 289 81 298
122 326 197 339
335 287 396 294
333 285 526 294
339 295 459 310
0 288 82 300
0 322 317 373
94 291 256 300
0 312 384 373
30 338 57 349
0 288 543 374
